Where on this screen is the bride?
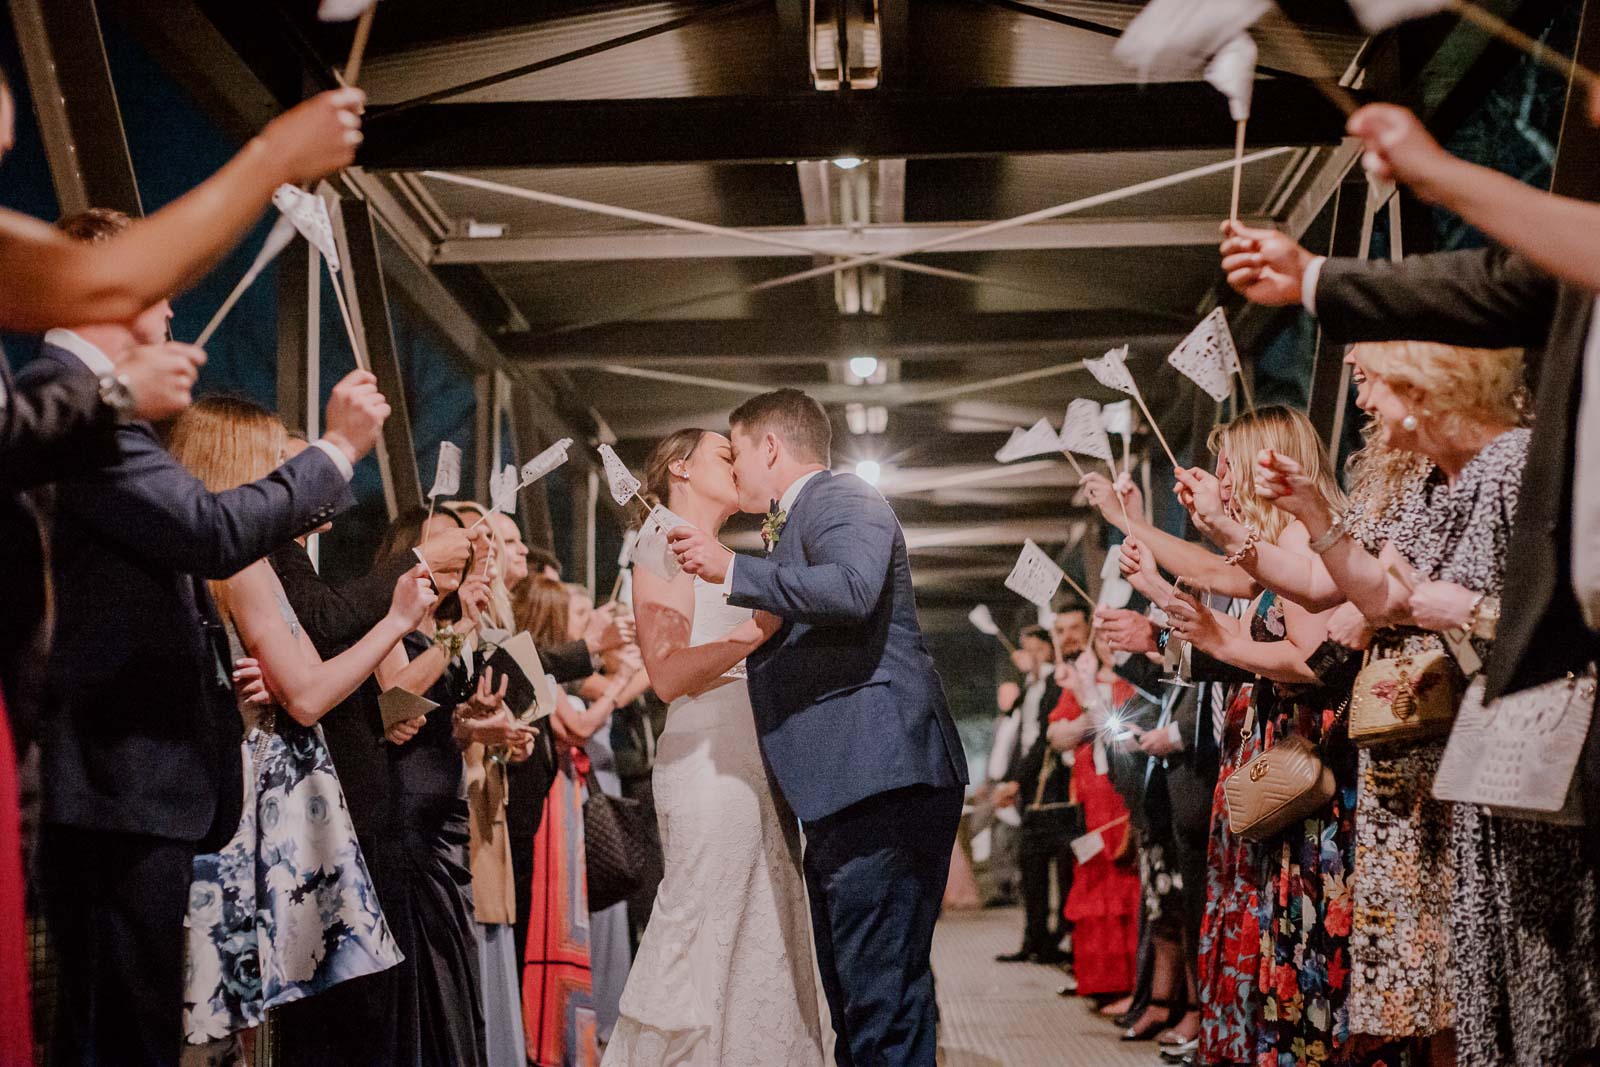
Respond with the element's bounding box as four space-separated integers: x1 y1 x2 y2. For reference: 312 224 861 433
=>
603 429 827 1067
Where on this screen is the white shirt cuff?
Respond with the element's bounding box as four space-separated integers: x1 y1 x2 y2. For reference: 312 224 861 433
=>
1165 720 1184 750
311 439 356 482
720 554 736 600
1302 256 1326 317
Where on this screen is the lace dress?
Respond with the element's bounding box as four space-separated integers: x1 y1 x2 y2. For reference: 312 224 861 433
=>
181 588 401 1061
603 578 826 1067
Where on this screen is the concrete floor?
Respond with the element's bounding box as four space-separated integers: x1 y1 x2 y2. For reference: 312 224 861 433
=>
934 908 1168 1067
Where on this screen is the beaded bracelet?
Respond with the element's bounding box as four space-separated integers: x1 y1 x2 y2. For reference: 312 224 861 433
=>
1221 526 1261 566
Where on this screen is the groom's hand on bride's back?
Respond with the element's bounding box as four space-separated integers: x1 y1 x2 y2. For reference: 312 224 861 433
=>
668 526 734 585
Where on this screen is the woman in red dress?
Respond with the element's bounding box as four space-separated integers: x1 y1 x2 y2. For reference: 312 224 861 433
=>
1048 635 1142 1000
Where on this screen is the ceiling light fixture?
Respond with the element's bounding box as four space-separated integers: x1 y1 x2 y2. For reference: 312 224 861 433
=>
848 355 879 380
831 156 865 170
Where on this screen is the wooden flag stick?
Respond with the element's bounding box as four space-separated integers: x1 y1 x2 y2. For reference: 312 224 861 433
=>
1104 458 1132 528
325 257 368 372
1451 0 1600 90
1060 449 1087 480
1229 118 1247 225
1129 387 1180 470
1237 365 1258 416
1060 570 1095 607
608 568 627 605
344 7 377 85
196 272 256 347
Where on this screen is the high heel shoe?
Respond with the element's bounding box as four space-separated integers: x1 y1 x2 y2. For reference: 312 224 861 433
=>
1120 1003 1180 1042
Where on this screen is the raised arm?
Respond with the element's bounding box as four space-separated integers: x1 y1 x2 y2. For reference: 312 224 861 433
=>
0 90 365 332
726 476 895 626
634 565 777 703
1082 471 1259 600
231 561 433 727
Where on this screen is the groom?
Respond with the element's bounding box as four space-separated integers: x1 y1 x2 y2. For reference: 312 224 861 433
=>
670 388 968 1066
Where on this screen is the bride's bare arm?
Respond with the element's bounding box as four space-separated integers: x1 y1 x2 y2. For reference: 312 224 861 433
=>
634 565 779 703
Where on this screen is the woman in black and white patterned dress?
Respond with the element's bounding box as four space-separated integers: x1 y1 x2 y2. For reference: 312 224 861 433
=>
1260 340 1600 1067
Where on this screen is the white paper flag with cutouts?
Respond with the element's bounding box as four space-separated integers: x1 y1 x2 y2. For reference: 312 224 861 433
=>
1113 0 1271 80
1005 539 1065 608
272 185 340 270
995 418 1065 463
1204 32 1258 122
633 505 686 580
520 438 573 485
428 441 461 500
1059 399 1114 463
1168 307 1242 403
617 528 639 569
1345 0 1451 32
597 444 641 506
1085 345 1138 397
968 604 1001 637
1101 400 1133 440
491 464 519 515
319 0 378 20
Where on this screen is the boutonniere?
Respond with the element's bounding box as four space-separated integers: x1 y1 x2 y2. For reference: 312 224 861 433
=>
761 499 788 550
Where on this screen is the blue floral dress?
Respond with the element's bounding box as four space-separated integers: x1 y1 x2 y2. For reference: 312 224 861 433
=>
181 591 402 1058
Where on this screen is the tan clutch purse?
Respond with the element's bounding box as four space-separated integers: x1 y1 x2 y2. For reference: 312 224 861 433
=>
1349 645 1462 747
1223 704 1339 841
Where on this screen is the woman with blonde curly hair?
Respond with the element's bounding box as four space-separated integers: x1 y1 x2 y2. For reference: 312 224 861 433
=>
1261 341 1598 1067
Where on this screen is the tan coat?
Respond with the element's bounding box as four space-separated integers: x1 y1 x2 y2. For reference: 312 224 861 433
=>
464 742 517 925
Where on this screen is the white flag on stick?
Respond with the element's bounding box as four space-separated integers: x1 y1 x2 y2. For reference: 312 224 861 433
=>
598 444 643 506
1113 0 1271 79
1059 399 1114 463
633 505 686 581
996 418 1065 463
195 216 299 347
1345 0 1451 32
1101 400 1134 440
319 0 378 20
491 464 519 515
521 438 573 485
272 185 341 270
1084 345 1138 397
617 528 640 569
428 441 462 500
1204 33 1259 122
968 604 1001 637
1005 539 1066 608
1168 307 1243 402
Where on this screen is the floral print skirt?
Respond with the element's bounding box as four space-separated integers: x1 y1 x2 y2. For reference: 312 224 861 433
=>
182 716 402 1055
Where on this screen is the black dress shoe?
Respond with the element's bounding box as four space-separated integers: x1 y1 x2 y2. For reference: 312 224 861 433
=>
994 949 1033 963
1032 947 1072 966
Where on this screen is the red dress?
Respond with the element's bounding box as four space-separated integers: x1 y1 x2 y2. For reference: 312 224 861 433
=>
1053 681 1141 997
0 688 31 1067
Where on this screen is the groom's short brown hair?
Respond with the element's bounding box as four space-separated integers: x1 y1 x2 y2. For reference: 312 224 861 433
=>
729 388 832 466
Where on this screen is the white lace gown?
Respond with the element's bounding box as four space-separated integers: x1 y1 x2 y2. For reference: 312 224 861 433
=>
603 579 826 1067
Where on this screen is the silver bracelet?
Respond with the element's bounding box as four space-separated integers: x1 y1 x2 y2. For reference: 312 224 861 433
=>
1307 515 1348 555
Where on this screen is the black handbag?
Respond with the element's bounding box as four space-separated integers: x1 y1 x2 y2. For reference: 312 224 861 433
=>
581 767 660 913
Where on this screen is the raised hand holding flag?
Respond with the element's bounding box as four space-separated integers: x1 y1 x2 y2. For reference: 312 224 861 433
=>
1204 33 1258 224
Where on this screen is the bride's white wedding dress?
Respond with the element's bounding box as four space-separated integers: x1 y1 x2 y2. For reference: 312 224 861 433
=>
603 578 826 1067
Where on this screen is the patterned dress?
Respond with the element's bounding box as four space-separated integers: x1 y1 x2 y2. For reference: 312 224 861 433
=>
1378 428 1600 1067
1196 604 1266 1066
1248 599 1367 1067
182 596 402 1060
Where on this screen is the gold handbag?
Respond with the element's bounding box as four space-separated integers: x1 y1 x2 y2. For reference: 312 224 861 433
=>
1223 702 1339 841
1349 644 1462 747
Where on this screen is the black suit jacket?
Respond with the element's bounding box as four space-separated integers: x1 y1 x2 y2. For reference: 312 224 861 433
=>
1007 676 1065 812
30 345 354 843
1316 247 1589 699
0 355 121 748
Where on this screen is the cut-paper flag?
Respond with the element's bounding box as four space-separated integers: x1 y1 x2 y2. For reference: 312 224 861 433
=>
1101 400 1134 440
1168 307 1242 403
428 441 461 500
633 505 687 581
1085 345 1138 397
1345 0 1451 32
1005 539 1066 608
319 0 378 20
491 463 519 515
996 418 1065 463
272 185 340 270
520 438 573 485
598 444 642 506
1204 32 1259 122
968 604 1001 637
1060 399 1114 463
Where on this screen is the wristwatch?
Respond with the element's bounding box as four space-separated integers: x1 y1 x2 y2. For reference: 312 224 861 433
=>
97 372 136 422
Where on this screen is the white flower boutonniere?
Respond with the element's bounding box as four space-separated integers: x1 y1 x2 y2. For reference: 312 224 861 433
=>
761 505 788 551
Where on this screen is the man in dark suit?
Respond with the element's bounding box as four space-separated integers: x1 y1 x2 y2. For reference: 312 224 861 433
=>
669 388 968 1067
26 230 390 1063
1220 219 1600 863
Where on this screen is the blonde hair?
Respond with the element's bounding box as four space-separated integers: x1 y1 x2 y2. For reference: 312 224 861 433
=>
1345 341 1525 522
1208 405 1346 545
168 396 288 622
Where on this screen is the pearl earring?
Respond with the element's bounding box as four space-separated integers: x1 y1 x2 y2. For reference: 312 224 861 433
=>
1402 413 1419 432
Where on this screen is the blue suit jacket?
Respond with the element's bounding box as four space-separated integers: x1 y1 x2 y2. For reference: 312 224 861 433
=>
26 344 355 844
729 471 967 822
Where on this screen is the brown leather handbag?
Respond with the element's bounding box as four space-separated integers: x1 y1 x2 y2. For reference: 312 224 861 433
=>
1224 702 1339 841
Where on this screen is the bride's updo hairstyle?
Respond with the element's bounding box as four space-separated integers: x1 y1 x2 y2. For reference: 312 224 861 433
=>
638 428 710 524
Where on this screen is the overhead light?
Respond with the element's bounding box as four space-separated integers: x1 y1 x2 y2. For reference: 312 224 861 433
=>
848 355 879 380
831 156 865 170
855 459 882 486
844 403 888 436
465 220 506 239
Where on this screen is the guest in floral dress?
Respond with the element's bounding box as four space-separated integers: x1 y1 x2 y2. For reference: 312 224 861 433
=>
169 399 426 1062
